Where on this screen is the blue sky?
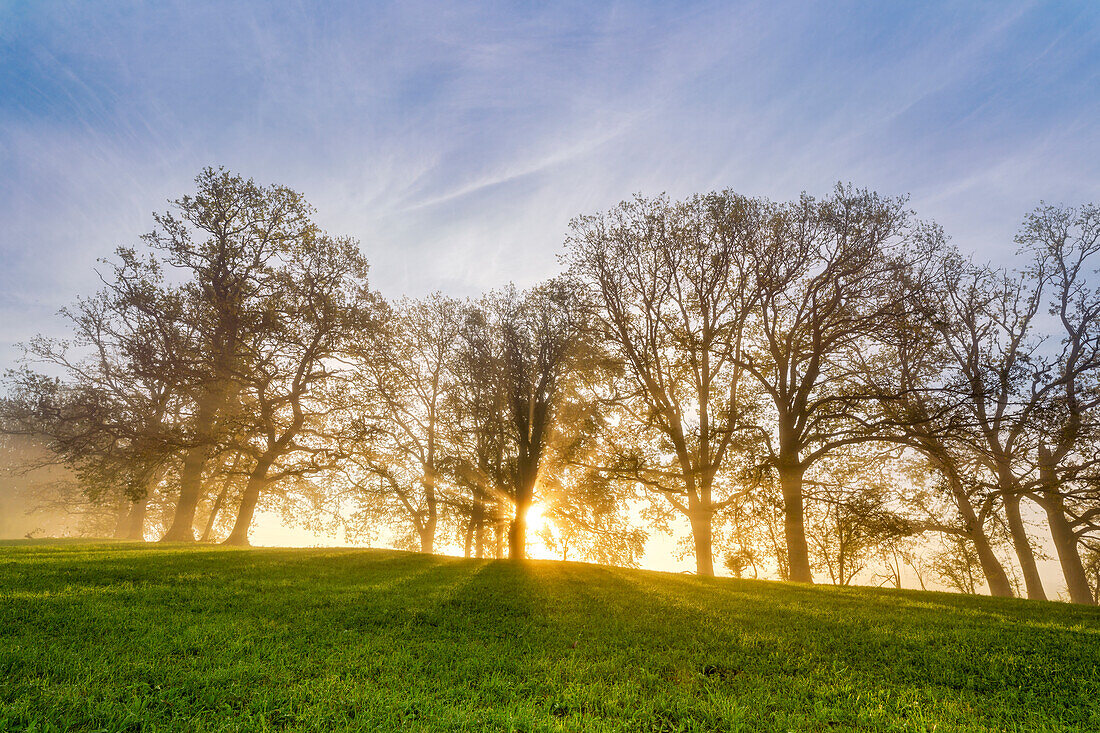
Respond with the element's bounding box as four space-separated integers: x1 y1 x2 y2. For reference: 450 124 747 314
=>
2 1 1099 363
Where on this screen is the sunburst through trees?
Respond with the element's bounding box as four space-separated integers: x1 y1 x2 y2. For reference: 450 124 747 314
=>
4 169 1100 603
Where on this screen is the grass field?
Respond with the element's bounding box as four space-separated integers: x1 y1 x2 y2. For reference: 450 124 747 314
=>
1 543 1098 732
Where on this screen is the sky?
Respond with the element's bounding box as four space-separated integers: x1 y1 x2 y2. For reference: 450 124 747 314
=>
3 1 1099 358
2 1 1100 589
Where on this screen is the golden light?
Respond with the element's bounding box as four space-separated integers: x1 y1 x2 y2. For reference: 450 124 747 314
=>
526 502 547 535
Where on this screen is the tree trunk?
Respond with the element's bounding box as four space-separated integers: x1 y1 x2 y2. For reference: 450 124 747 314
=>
928 451 1013 597
474 517 485 559
838 538 847 586
162 387 225 542
970 528 1013 598
112 499 131 539
463 520 474 558
509 467 536 560
224 458 272 546
124 495 149 541
161 445 210 541
1000 490 1046 600
778 460 813 583
687 500 714 576
509 504 529 560
419 516 437 554
420 478 437 554
472 487 486 559
1044 494 1095 604
200 480 231 542
1035 450 1094 605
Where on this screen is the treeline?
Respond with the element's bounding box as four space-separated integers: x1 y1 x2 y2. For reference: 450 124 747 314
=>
4 168 1100 604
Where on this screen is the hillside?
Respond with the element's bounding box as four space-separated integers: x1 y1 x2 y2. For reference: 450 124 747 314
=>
1 543 1098 732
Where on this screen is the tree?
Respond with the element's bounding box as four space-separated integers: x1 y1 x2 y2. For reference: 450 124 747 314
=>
931 536 985 595
864 242 1016 597
919 251 1055 599
221 232 375 545
2 249 187 540
717 494 777 579
737 186 915 583
497 279 586 560
346 294 462 553
874 536 930 590
535 394 647 567
8 169 371 544
446 300 513 558
1082 540 1100 603
913 450 1015 596
566 192 758 576
804 446 913 586
146 168 327 541
536 465 646 567
910 205 1100 604
1014 203 1100 604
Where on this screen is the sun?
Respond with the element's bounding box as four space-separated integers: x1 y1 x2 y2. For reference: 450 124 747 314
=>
526 502 547 535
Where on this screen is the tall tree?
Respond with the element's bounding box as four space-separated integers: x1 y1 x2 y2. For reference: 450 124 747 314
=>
346 294 462 553
864 243 1016 597
497 279 586 560
924 256 1050 599
150 168 323 541
566 192 758 576
446 300 512 558
222 233 375 545
737 186 914 583
2 250 187 540
1016 203 1100 604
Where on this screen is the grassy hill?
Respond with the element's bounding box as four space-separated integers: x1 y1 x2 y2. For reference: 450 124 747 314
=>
1 543 1098 732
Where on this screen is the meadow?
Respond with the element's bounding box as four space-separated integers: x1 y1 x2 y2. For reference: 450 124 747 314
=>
1 542 1098 732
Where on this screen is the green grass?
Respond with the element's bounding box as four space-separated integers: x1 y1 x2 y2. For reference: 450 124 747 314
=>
1 543 1098 732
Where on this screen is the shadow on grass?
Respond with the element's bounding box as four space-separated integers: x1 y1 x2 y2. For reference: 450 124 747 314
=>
4 545 1100 732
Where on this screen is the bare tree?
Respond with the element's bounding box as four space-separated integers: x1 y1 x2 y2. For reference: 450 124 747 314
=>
222 234 375 545
567 192 758 576
737 186 914 583
345 294 462 553
1015 204 1100 604
497 279 586 560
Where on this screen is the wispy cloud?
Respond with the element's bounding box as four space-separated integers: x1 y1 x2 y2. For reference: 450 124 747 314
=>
1 0 1099 362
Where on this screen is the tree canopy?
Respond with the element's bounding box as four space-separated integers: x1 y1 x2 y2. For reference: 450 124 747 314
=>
6 169 1100 604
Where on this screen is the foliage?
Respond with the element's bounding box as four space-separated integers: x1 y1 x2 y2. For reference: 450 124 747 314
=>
5 170 1100 605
